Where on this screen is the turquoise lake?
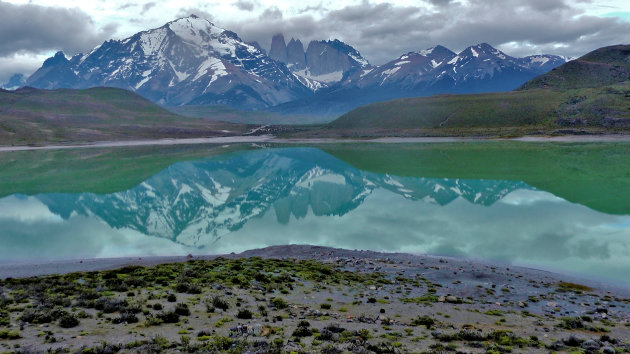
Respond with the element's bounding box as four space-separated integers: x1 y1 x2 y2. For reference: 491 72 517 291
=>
0 144 629 283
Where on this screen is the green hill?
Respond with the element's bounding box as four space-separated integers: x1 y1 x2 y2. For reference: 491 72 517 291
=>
327 45 630 136
171 104 333 125
519 45 630 90
328 83 630 135
0 87 246 145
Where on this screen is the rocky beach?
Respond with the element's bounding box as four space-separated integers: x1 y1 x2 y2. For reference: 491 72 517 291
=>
0 245 628 353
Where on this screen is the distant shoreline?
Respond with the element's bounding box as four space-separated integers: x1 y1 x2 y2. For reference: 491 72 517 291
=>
2 134 630 152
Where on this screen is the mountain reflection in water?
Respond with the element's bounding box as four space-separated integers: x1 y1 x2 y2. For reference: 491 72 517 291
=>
0 148 628 283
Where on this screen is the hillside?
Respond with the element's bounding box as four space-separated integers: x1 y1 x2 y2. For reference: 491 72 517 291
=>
0 87 246 145
327 84 630 135
170 104 333 125
326 45 630 136
520 45 630 90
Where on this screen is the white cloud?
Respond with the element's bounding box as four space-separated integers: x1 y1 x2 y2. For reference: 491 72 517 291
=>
0 195 62 223
0 52 52 83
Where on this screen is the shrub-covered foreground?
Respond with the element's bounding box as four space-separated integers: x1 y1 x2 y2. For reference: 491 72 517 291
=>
0 255 628 353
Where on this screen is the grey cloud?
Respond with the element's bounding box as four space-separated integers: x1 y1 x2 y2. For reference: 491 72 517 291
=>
142 2 156 14
175 7 214 22
298 3 325 14
426 0 454 6
0 1 116 57
259 7 283 20
0 54 44 83
233 0 256 12
117 3 135 10
225 14 320 52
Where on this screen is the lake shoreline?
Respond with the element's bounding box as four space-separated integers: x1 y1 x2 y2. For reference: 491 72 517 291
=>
2 133 630 152
1 245 627 294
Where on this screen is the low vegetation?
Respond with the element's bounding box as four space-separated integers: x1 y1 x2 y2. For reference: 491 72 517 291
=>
0 253 628 353
328 82 630 135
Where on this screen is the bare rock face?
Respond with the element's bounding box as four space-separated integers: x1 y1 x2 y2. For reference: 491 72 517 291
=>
286 38 306 70
267 34 370 89
305 39 369 77
269 34 288 63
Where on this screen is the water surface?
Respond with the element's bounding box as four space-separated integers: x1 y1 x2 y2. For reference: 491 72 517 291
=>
0 143 629 283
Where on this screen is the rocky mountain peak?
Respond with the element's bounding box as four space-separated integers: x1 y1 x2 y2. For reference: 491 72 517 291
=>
458 43 510 60
265 34 370 89
419 45 456 59
42 51 69 68
269 33 288 63
304 39 369 77
0 73 26 90
286 38 306 70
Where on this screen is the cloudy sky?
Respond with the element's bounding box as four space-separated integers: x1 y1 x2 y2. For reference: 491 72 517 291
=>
1 0 630 82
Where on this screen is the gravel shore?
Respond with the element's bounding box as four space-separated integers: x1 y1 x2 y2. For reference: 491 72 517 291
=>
1 245 629 353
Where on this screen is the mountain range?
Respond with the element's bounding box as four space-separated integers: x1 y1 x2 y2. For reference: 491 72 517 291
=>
26 16 309 109
21 15 567 117
330 44 630 134
271 43 567 116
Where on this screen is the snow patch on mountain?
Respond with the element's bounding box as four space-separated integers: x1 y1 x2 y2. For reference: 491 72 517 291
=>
293 69 343 83
419 47 436 56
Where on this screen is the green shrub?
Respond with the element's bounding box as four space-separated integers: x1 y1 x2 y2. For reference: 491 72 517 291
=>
59 314 80 328
411 315 435 328
0 329 21 339
174 303 190 316
236 309 253 319
157 311 180 324
212 296 229 311
112 312 138 324
271 297 288 309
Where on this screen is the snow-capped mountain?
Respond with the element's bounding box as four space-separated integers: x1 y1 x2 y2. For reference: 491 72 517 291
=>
348 45 456 89
24 16 566 116
350 43 566 93
272 43 567 116
425 43 566 93
0 73 26 90
26 15 311 109
269 34 371 91
37 148 532 248
519 54 569 72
